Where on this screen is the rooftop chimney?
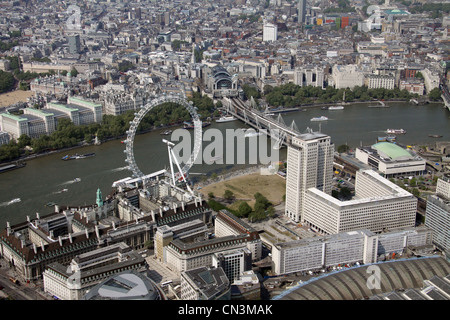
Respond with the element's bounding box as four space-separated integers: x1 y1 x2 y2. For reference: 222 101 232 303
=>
151 210 155 221
85 228 89 239
33 243 37 254
58 236 63 246
69 233 73 243
40 240 45 252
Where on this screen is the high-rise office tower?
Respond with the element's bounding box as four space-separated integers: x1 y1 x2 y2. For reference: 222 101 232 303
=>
263 22 278 42
68 35 81 54
164 11 170 26
298 0 306 24
425 175 450 260
285 130 334 222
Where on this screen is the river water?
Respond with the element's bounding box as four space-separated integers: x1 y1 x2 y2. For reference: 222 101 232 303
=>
0 102 448 227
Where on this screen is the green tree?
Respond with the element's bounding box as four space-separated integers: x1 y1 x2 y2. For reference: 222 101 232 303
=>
337 144 350 153
0 70 15 93
171 40 186 51
263 85 273 94
70 67 78 77
118 61 134 72
194 48 204 63
238 201 252 217
242 84 261 100
0 140 20 161
223 189 234 201
17 134 31 148
254 192 269 207
339 187 352 200
266 205 276 218
428 88 441 101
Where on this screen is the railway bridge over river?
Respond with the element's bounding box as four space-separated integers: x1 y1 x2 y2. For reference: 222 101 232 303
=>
222 97 304 149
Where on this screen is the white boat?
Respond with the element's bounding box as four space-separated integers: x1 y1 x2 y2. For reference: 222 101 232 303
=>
8 198 21 204
310 116 328 122
74 153 95 159
328 105 344 110
160 130 172 135
216 115 236 123
244 129 263 138
73 178 81 183
386 129 406 134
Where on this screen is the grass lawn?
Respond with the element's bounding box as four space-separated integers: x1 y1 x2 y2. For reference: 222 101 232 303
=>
200 172 286 207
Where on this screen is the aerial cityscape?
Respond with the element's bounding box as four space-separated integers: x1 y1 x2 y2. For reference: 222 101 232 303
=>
0 0 449 304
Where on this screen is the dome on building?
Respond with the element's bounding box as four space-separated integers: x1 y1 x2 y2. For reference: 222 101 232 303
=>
372 142 413 161
82 270 163 300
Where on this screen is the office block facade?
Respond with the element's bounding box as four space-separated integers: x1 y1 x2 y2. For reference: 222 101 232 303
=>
285 130 334 222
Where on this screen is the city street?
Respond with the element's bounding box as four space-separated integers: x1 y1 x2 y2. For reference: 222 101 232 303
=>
0 260 49 300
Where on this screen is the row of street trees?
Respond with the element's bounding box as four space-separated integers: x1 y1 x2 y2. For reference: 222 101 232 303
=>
0 93 221 162
263 83 420 107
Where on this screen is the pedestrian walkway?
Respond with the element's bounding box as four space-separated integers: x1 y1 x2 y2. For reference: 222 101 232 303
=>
145 256 179 284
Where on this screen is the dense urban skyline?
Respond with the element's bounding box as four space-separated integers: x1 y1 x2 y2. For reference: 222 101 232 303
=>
0 0 449 304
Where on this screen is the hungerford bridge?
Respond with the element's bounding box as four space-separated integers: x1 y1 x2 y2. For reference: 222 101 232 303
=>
118 93 304 193
223 96 302 149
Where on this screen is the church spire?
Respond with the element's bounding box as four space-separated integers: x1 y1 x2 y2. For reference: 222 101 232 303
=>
96 188 103 207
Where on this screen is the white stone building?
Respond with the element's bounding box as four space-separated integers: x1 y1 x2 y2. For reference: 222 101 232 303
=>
302 170 417 234
285 130 334 222
331 64 365 89
263 22 278 42
367 74 395 89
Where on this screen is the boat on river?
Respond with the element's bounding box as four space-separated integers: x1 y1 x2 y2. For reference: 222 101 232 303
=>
244 129 264 138
386 129 406 134
8 198 21 205
328 105 344 110
74 153 95 159
62 153 95 160
0 162 26 174
310 116 328 122
216 115 236 123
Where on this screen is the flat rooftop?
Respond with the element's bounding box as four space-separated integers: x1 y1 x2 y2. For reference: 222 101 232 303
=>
275 229 374 250
275 256 450 300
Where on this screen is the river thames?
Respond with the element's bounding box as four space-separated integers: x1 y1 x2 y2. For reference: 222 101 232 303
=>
0 101 448 227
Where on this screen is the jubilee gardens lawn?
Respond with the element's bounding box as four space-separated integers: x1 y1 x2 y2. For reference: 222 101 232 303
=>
198 172 286 210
